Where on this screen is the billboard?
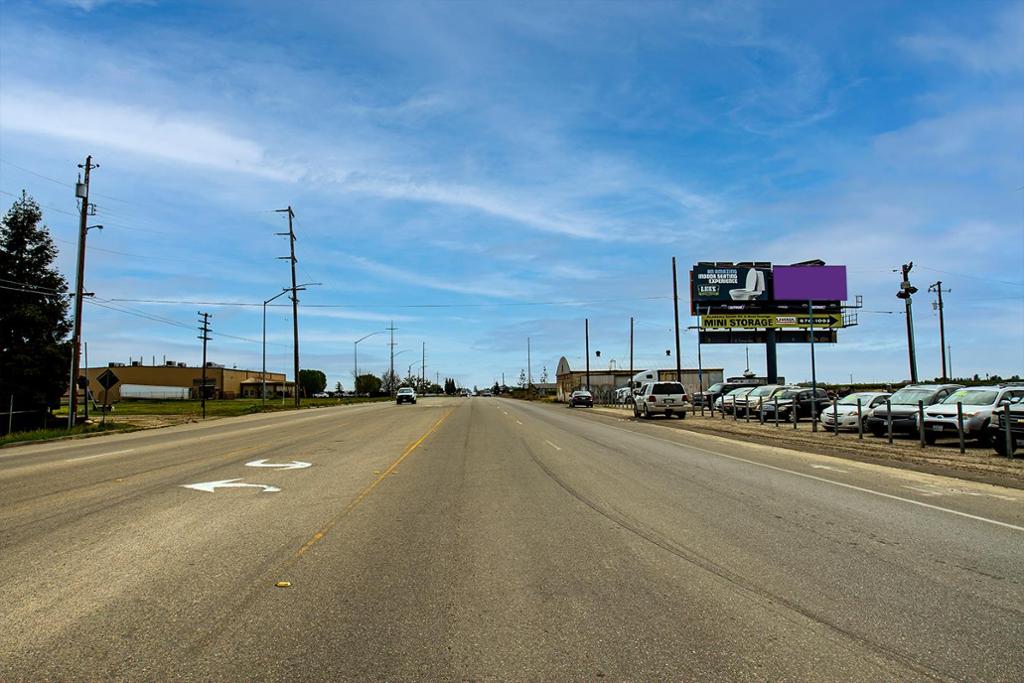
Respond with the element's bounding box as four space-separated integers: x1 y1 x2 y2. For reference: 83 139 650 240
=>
700 329 838 344
773 265 847 302
702 313 843 330
691 265 772 305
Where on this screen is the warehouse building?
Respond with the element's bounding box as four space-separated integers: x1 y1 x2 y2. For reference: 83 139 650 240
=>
81 360 292 402
555 357 723 402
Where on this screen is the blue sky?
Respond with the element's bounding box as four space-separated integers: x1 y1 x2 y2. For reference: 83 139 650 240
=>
1 0 1021 389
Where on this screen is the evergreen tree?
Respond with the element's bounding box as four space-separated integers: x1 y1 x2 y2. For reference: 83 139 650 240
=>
0 192 72 425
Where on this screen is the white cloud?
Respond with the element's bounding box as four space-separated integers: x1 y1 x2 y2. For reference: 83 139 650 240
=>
0 85 295 181
901 4 1024 74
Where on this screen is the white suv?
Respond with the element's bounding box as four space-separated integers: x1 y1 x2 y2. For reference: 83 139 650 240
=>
922 384 1024 444
633 382 688 419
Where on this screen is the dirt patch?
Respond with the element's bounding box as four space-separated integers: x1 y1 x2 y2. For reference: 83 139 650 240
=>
590 405 1024 489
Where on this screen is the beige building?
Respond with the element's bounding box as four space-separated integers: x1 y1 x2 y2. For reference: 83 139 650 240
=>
555 357 723 401
81 361 291 401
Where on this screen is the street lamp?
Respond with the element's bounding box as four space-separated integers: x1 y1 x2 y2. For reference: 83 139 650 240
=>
354 331 385 393
263 282 320 407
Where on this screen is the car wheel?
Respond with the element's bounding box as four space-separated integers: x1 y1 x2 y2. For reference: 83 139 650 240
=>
643 405 652 419
870 424 885 438
924 431 937 445
993 435 1014 456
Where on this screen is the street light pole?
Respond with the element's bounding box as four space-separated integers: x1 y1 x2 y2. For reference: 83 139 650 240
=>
354 331 385 394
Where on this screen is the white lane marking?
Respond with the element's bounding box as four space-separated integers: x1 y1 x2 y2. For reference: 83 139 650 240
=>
244 425 273 432
516 420 524 425
903 484 1016 502
65 448 136 463
903 485 943 497
181 478 281 493
586 420 1024 533
245 458 311 470
544 439 562 451
502 411 509 416
811 464 848 473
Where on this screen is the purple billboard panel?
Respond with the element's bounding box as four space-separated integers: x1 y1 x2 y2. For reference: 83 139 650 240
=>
773 265 848 301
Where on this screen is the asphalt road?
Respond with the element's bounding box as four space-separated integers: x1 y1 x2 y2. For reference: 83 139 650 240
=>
1 397 1022 682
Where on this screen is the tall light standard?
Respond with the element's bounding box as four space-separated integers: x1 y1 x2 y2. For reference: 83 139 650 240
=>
263 282 319 408
354 331 385 393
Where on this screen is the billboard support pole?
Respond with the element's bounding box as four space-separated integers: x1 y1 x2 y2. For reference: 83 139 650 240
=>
808 300 818 433
765 328 778 384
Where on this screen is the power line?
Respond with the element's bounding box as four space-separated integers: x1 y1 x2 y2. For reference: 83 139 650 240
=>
916 265 1024 288
105 295 674 309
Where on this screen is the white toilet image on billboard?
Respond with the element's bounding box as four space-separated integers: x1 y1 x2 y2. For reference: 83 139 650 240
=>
729 268 767 301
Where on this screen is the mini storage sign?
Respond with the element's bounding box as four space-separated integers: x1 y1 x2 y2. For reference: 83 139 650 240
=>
703 313 843 329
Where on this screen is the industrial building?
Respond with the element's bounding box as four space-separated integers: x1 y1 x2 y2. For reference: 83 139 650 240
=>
80 360 292 402
555 356 723 402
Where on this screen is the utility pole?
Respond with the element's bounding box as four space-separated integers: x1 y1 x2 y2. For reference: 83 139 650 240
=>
387 320 397 396
198 312 212 420
584 319 591 390
527 337 532 398
808 300 818 432
68 155 97 428
897 263 919 383
629 317 634 391
928 281 950 380
672 257 682 383
421 341 426 390
276 206 300 407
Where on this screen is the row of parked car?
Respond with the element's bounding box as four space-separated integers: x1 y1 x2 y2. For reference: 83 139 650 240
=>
708 381 1024 454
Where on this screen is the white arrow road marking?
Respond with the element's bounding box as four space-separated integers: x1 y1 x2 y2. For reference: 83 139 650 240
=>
181 478 281 493
245 458 312 470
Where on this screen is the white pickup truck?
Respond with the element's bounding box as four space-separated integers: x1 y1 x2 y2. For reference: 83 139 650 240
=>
633 381 689 419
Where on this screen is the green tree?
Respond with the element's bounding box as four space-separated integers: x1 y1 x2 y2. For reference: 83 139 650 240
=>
381 369 400 395
518 369 527 388
0 192 72 427
298 369 327 396
355 373 381 395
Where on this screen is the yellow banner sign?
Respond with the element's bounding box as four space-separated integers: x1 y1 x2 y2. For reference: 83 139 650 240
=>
702 313 843 329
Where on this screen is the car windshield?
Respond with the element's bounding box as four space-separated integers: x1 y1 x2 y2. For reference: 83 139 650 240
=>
727 387 754 397
889 388 937 405
777 390 800 399
398 388 414 394
748 386 777 397
838 393 874 405
574 391 591 397
706 383 724 393
652 383 684 394
942 389 998 406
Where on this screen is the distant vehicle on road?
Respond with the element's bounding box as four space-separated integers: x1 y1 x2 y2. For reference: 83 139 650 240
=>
865 383 963 438
923 384 1024 445
818 392 890 431
396 387 417 405
312 392 330 398
568 390 593 408
633 382 688 419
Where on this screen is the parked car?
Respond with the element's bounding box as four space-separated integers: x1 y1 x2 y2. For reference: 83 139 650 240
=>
922 384 1024 445
865 383 963 438
312 392 330 398
633 381 688 419
990 398 1024 456
760 387 831 422
717 386 755 414
568 390 593 408
734 384 788 416
396 387 417 405
615 386 634 404
818 392 891 431
694 381 763 408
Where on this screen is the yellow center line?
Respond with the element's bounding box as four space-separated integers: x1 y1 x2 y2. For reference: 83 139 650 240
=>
283 409 453 569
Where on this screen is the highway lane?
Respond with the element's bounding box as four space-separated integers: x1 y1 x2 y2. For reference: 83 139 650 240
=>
1 396 1021 681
